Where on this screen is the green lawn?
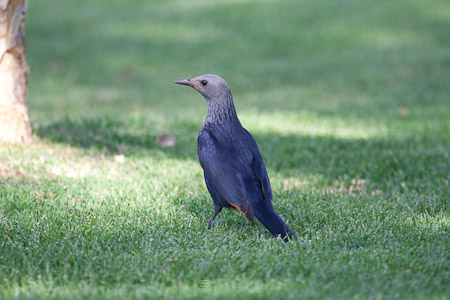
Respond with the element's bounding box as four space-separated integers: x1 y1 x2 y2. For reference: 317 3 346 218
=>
1 0 450 299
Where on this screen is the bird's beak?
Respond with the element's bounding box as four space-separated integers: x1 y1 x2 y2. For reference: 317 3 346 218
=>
174 78 193 87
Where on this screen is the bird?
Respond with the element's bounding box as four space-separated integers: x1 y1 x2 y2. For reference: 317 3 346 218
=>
174 74 296 242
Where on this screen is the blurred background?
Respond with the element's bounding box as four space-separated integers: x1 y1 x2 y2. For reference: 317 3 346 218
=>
27 0 449 122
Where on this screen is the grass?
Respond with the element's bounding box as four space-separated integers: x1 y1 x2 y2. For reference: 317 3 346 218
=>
1 0 450 299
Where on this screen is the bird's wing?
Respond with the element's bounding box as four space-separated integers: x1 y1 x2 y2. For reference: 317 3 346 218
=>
252 153 273 207
240 128 273 206
200 150 254 221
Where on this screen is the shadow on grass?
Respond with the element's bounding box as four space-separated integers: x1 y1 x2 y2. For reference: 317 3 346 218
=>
33 116 201 161
34 116 449 197
34 117 157 153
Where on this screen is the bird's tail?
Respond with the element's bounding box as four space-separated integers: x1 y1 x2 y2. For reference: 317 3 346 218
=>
255 208 297 242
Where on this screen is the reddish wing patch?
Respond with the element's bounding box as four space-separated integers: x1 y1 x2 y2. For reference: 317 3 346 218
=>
218 190 254 222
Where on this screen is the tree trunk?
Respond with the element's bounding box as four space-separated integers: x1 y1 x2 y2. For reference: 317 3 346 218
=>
0 0 31 144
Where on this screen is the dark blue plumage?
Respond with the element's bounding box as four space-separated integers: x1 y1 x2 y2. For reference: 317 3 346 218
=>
174 74 296 242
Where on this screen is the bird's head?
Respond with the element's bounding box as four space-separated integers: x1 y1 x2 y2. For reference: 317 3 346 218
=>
174 74 232 101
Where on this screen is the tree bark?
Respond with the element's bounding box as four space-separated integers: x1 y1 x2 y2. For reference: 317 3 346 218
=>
0 0 31 144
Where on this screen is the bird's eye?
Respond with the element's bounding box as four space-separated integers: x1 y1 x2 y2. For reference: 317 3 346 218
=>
201 80 208 86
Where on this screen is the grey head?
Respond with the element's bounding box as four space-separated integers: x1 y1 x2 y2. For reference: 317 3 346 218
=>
174 74 232 101
174 74 239 126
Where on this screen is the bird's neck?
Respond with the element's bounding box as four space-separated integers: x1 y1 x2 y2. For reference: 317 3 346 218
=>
204 94 240 128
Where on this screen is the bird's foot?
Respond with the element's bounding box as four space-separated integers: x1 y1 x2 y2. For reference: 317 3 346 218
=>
207 206 222 229
207 218 213 229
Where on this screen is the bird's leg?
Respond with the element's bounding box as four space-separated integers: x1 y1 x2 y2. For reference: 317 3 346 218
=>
207 205 223 229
